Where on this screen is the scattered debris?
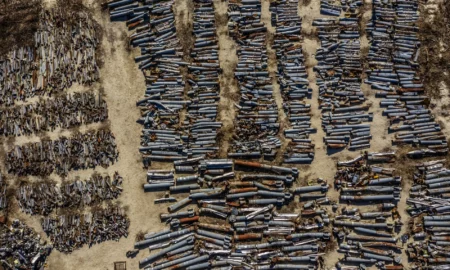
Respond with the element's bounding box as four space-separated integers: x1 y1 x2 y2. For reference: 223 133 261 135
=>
42 206 129 253
5 129 119 176
17 172 123 215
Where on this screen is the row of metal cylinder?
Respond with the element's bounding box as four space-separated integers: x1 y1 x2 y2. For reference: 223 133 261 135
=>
130 0 190 165
0 92 107 137
185 0 222 159
314 0 373 152
406 160 450 267
227 0 281 160
0 10 99 106
41 206 129 253
114 0 225 164
332 152 404 269
366 0 448 158
16 172 123 216
269 0 315 164
320 0 364 17
4 129 119 177
0 173 5 211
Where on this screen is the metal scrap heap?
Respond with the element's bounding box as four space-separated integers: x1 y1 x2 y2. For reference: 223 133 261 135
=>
135 158 333 269
0 9 99 106
227 0 281 160
17 172 123 216
184 0 222 159
333 152 404 268
406 159 450 268
314 1 373 152
41 206 129 253
0 173 6 211
270 0 316 164
367 0 448 158
0 92 108 137
127 0 190 164
0 219 53 269
5 129 119 176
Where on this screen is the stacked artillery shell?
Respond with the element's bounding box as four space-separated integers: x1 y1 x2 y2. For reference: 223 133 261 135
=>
0 173 6 211
17 172 123 216
227 0 281 160
406 159 450 267
270 0 315 164
314 3 372 151
333 152 403 267
320 0 341 17
335 151 401 203
0 9 99 106
185 0 222 158
5 130 119 176
0 92 107 136
333 153 403 268
138 158 333 269
41 206 129 253
366 0 448 158
0 220 53 269
112 0 192 164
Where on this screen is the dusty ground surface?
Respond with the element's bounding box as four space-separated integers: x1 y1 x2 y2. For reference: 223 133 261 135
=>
0 0 444 269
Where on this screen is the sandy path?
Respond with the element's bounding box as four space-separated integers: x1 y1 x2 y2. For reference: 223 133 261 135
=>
214 0 239 158
260 0 290 164
39 1 165 269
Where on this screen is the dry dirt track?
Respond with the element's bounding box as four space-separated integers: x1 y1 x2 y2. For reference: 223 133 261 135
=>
4 0 438 269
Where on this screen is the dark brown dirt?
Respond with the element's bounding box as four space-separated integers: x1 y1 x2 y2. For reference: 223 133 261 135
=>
418 1 450 98
0 0 42 57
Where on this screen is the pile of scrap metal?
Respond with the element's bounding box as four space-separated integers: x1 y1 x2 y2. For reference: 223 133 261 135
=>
335 151 401 204
183 0 222 159
227 0 281 160
367 0 448 158
5 129 119 176
136 158 333 269
41 206 129 253
17 172 123 216
110 0 193 164
313 4 372 151
406 159 450 268
0 219 53 270
0 9 99 106
321 0 363 17
0 92 108 136
0 173 6 212
333 152 403 269
270 0 316 164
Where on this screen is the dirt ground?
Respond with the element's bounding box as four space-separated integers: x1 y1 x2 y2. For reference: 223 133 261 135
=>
0 0 441 269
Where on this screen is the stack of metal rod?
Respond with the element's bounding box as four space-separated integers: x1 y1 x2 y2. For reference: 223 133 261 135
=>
270 0 316 164
5 129 119 176
227 0 281 160
366 0 448 158
314 12 372 151
334 152 401 204
0 219 53 269
0 9 99 105
41 206 129 253
0 92 107 136
320 0 341 17
0 173 6 211
111 0 192 165
17 172 123 216
185 0 222 159
332 152 403 268
136 158 335 269
406 160 450 268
